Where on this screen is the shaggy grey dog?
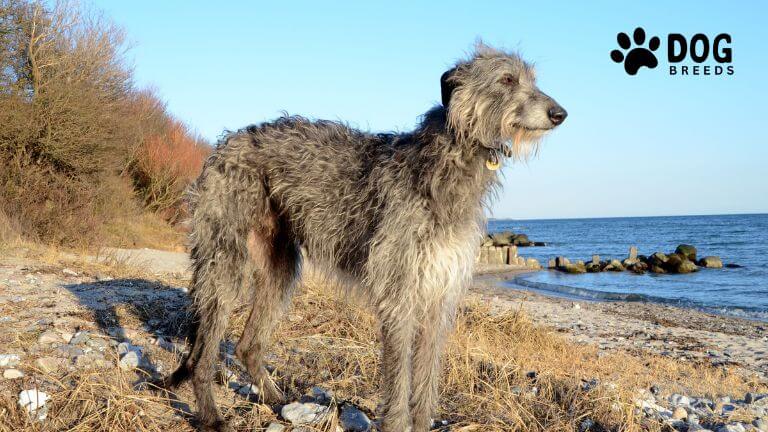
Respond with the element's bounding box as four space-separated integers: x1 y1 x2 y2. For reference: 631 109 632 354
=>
157 43 566 431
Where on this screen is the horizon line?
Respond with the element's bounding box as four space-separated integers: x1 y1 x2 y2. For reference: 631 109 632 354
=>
489 211 768 222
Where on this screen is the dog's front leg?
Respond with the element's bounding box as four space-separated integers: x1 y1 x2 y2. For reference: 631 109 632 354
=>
410 293 459 431
378 307 416 432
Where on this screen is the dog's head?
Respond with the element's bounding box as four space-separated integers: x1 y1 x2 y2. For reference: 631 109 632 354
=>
441 43 567 159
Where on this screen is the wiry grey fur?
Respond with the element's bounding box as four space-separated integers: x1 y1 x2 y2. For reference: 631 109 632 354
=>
156 43 567 432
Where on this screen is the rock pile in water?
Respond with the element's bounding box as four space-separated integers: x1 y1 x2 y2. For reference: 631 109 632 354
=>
549 245 734 275
482 231 546 247
476 244 541 269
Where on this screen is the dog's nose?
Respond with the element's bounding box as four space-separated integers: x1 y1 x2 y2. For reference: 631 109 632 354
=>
548 106 568 125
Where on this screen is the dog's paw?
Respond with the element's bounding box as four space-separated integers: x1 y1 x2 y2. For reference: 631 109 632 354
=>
610 27 660 75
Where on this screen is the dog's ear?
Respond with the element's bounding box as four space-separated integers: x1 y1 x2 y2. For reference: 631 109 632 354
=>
440 67 458 108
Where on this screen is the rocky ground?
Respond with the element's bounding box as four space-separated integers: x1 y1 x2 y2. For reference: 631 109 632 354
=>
475 271 768 432
473 272 768 381
0 251 378 431
1 249 767 431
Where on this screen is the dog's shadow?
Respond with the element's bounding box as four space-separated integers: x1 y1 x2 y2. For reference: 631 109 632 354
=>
62 277 195 414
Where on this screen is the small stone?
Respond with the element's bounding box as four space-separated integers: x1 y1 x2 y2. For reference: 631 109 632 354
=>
716 423 746 432
281 402 329 425
579 418 595 432
525 257 540 269
117 342 132 355
339 404 372 432
3 368 24 379
572 302 581 310
582 378 599 391
37 330 62 345
672 406 688 420
265 423 286 432
604 259 625 272
561 262 586 274
57 345 85 358
692 398 715 410
675 244 697 262
0 354 21 367
35 357 64 373
18 389 49 421
698 256 723 268
86 338 108 351
119 351 140 370
629 246 638 260
238 384 259 396
74 352 107 369
665 419 686 431
307 386 333 405
752 418 767 430
69 331 90 345
670 394 691 406
60 332 73 344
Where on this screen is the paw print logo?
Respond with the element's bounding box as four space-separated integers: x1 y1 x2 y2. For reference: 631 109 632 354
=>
610 27 661 75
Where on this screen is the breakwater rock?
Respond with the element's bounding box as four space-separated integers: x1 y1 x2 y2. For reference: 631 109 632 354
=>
548 245 735 275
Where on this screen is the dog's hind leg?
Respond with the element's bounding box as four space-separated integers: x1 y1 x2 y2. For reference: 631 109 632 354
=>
189 293 237 431
184 223 251 431
158 134 271 431
234 217 300 403
165 235 244 431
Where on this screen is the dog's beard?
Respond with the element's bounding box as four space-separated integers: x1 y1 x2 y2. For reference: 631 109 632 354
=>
497 126 545 160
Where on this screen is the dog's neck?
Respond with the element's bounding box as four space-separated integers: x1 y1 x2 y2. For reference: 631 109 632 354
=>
411 106 499 224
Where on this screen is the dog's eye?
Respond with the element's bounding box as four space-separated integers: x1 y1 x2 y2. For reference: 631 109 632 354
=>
499 74 518 86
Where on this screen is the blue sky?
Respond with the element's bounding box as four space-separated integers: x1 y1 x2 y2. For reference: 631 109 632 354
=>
92 0 767 219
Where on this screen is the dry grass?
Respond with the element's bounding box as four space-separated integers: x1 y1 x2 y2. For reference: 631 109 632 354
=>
101 212 187 252
0 208 22 246
0 1 206 250
0 258 763 432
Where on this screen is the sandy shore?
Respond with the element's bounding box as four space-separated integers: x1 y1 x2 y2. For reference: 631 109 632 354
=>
471 269 768 382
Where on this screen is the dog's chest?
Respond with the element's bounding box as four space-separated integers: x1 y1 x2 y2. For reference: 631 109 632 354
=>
417 225 481 300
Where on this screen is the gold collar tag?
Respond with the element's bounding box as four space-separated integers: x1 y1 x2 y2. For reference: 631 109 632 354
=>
486 149 500 171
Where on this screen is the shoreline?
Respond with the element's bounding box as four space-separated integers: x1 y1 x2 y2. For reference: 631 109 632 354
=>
508 268 768 324
471 269 768 381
